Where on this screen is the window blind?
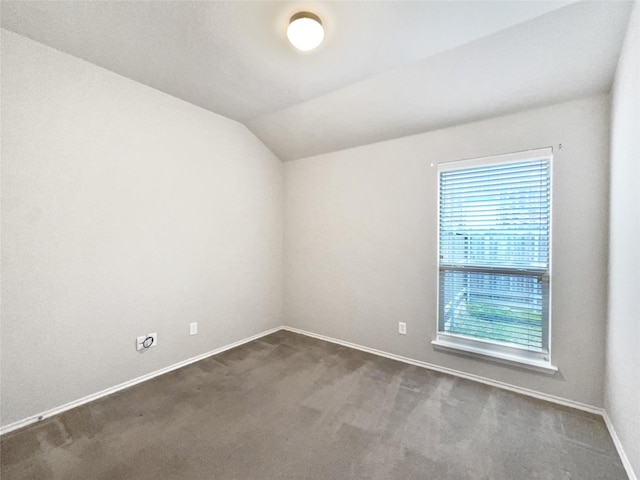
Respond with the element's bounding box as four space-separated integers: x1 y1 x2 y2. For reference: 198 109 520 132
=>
438 156 551 354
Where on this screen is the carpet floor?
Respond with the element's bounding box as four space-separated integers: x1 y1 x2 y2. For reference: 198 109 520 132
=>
1 330 628 479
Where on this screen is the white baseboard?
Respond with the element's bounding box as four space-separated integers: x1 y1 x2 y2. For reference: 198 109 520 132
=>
0 326 284 436
283 326 602 415
3 323 636 480
603 410 638 480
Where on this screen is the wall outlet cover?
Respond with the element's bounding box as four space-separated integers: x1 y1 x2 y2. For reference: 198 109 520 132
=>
136 333 158 351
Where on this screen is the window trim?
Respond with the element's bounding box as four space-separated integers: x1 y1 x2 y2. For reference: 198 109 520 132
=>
431 337 558 374
434 147 556 372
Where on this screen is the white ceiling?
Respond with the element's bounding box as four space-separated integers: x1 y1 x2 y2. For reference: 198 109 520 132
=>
1 1 633 161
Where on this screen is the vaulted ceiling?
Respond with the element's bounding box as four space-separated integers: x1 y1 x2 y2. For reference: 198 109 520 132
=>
1 1 633 161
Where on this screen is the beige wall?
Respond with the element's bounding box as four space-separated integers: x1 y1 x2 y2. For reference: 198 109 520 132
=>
285 95 610 408
0 30 283 427
606 2 640 476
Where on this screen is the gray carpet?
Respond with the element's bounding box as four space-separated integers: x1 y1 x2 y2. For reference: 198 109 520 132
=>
1 330 628 479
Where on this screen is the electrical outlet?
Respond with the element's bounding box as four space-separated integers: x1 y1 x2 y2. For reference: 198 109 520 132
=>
190 322 198 335
136 333 158 351
398 322 407 335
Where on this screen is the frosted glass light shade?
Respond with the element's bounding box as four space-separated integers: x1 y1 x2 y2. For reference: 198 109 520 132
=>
287 12 324 51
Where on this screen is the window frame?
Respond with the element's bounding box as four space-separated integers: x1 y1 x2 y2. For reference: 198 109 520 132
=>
432 148 556 373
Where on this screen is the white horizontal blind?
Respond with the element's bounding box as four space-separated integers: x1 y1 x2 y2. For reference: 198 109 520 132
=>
438 153 551 354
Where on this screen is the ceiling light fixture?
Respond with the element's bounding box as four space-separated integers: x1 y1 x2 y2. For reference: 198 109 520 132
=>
287 12 324 51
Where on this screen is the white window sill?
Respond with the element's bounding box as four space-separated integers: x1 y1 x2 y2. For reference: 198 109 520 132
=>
431 337 558 375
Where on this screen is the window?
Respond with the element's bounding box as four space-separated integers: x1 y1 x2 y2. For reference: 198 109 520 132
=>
433 148 554 371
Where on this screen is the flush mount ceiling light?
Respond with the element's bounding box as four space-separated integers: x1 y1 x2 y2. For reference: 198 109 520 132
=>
287 12 324 51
